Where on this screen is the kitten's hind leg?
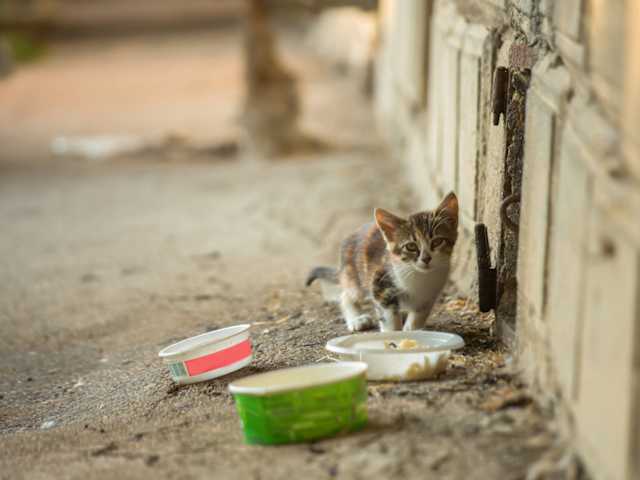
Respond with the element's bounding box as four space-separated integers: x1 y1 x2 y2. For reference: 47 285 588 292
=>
403 308 431 331
376 304 402 332
340 290 374 332
372 270 402 331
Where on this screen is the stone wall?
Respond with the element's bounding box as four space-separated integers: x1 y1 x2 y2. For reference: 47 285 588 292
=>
375 1 640 478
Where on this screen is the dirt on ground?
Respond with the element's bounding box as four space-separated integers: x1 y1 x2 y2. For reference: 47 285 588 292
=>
0 24 558 480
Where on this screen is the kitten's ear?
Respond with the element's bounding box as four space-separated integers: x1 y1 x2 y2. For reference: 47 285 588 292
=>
437 192 459 222
374 208 404 243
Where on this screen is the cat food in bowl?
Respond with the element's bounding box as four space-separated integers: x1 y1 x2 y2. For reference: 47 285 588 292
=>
229 362 368 445
159 324 252 384
384 339 420 350
326 331 464 381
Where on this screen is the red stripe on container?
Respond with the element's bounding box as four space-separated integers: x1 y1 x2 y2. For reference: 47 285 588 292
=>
184 339 252 376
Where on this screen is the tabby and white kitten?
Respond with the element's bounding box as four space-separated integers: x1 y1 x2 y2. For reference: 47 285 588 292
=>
307 193 458 332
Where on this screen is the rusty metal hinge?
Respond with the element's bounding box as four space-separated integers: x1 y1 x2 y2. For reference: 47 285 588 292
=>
475 223 497 312
491 66 509 126
500 193 521 233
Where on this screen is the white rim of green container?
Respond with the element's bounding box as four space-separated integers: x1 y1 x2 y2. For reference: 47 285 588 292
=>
228 361 368 396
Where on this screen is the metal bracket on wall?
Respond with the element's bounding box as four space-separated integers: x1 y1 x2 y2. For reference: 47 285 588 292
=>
475 223 497 312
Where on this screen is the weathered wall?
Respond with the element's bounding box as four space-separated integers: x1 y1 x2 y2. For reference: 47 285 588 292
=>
375 1 640 478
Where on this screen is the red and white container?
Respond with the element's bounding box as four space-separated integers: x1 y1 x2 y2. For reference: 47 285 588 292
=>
159 324 252 384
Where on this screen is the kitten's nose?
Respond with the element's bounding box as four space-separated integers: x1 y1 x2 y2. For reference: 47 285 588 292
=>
421 253 432 265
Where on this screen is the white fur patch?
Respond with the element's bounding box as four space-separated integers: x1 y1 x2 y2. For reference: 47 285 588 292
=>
392 263 449 313
319 280 342 302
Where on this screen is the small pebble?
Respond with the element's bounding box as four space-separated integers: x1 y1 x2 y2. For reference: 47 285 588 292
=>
41 420 56 429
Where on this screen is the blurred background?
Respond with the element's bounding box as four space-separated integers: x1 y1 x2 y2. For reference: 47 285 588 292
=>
0 0 378 164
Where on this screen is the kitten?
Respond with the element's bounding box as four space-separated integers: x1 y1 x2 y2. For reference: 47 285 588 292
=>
307 192 458 332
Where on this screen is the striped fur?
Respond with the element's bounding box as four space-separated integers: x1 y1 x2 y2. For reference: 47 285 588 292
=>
307 192 458 331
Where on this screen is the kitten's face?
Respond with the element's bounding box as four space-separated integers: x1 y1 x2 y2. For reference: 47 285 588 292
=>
374 192 458 272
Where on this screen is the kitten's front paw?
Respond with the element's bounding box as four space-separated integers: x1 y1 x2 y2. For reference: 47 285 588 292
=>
349 314 376 332
379 322 399 332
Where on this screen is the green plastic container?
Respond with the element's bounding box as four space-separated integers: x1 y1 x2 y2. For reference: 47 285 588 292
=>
229 362 368 445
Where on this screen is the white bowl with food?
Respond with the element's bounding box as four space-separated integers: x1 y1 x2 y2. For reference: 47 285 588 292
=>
325 331 464 381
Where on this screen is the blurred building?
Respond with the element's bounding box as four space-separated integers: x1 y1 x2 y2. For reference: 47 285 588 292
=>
375 1 640 478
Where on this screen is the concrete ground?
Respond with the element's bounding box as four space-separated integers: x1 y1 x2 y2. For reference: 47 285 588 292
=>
0 25 557 479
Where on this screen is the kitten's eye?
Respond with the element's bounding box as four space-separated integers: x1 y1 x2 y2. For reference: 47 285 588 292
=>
430 238 444 250
404 242 419 253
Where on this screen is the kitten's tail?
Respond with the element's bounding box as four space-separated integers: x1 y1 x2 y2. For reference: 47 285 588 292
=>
305 266 337 286
305 266 341 302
